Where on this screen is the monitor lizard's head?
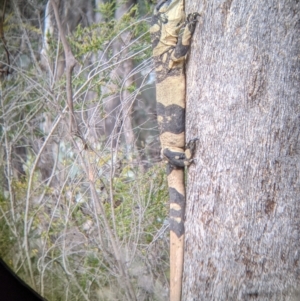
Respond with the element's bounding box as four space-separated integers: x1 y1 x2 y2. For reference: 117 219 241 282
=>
151 0 185 50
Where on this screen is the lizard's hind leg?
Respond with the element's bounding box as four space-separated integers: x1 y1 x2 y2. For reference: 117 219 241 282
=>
162 138 198 167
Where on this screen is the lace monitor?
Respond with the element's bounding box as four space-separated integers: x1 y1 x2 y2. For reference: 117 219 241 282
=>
150 1 199 300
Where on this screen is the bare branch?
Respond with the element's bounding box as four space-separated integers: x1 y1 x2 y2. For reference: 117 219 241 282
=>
50 0 77 134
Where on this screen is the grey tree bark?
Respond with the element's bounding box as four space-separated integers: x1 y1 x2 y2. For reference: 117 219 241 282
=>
184 0 300 300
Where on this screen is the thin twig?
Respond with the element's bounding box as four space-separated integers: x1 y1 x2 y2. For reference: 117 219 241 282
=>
50 0 77 134
23 106 67 288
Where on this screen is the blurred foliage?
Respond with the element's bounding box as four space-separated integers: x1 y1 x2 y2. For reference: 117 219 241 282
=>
0 0 169 300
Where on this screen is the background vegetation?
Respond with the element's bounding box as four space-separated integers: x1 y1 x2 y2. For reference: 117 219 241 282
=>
0 0 169 300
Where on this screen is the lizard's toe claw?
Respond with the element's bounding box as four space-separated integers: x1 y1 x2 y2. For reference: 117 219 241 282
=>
187 138 199 147
191 158 197 165
187 158 197 166
187 12 200 23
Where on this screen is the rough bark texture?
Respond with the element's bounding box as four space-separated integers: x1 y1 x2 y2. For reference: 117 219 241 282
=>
184 0 300 300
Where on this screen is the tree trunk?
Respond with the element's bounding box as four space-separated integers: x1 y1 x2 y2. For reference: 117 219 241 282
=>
184 0 300 300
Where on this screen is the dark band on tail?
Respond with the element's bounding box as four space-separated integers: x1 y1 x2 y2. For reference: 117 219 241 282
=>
169 185 185 237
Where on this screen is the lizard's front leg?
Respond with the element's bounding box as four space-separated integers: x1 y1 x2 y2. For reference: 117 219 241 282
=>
171 12 200 61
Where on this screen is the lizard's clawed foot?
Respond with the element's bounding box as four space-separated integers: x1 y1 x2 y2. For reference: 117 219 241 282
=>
185 138 199 163
186 13 200 33
189 158 197 165
187 12 200 22
186 137 199 150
